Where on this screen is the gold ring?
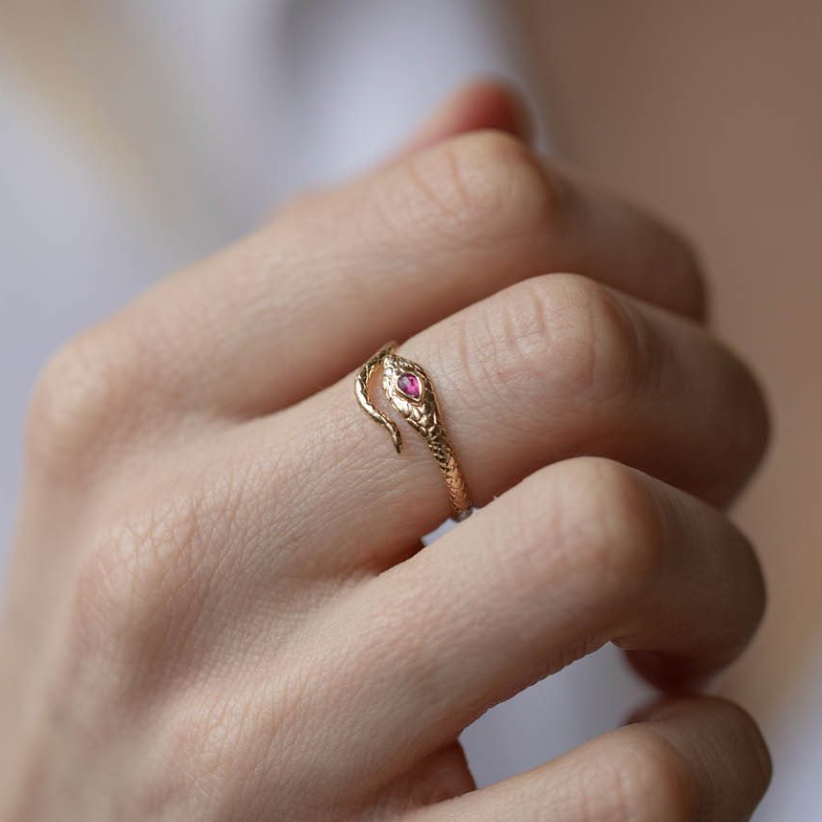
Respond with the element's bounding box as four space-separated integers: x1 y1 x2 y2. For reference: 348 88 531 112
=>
355 342 473 522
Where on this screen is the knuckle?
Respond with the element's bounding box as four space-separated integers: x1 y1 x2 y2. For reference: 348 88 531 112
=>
404 130 562 245
161 696 249 800
158 680 321 817
738 712 773 799
514 458 665 607
572 458 666 601
604 731 700 822
135 694 257 817
69 486 228 668
70 519 163 663
707 698 773 800
26 327 138 474
536 273 648 402
476 274 650 411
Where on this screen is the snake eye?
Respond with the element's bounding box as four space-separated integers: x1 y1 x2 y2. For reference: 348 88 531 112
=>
396 372 423 402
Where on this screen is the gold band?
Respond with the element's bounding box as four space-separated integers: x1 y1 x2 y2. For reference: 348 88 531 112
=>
355 342 473 521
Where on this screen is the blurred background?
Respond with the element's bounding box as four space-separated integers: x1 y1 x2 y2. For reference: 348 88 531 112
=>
1 1 821 818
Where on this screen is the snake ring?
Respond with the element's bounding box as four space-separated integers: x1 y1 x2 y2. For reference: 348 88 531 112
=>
355 342 473 522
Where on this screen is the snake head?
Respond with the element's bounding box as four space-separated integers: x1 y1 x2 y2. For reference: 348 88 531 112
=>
382 353 440 438
355 344 441 453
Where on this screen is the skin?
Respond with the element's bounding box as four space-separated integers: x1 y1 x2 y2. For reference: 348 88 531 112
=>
0 83 772 821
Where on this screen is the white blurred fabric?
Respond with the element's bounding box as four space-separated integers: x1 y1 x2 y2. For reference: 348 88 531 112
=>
0 2 807 816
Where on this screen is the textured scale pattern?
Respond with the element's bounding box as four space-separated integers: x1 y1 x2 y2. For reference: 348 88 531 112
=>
355 342 473 521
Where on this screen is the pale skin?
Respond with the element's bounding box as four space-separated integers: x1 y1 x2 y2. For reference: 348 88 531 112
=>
0 83 772 820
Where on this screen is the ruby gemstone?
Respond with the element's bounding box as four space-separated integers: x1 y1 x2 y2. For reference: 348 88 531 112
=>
397 372 422 401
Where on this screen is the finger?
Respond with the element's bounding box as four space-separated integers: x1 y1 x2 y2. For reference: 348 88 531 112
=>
81 129 705 423
380 77 535 164
257 273 767 573
406 697 771 822
271 79 535 217
301 458 764 785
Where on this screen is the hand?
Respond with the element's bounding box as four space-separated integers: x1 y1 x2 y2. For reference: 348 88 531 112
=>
0 86 771 821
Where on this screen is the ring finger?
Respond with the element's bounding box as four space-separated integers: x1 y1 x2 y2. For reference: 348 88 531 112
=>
245 271 768 573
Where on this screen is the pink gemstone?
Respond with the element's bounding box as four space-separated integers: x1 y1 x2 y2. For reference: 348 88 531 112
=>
397 372 422 400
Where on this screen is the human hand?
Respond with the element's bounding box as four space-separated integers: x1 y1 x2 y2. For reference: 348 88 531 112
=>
0 86 771 821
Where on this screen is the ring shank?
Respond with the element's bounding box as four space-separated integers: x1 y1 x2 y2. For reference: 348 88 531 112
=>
428 431 473 521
